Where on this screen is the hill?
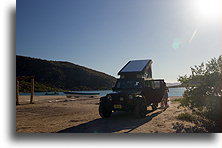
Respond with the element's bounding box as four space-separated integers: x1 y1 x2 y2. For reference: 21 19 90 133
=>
16 55 116 92
166 82 181 88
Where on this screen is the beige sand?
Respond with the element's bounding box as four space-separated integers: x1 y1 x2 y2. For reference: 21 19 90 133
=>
16 95 197 133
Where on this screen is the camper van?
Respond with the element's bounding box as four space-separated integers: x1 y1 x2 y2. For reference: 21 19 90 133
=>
99 60 167 118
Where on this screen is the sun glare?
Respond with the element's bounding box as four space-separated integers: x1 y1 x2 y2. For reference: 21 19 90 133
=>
193 0 221 21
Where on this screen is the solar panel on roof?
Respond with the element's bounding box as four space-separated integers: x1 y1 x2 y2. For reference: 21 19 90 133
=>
120 60 149 73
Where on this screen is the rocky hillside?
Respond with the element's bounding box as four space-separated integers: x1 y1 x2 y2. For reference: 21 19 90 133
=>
16 55 116 91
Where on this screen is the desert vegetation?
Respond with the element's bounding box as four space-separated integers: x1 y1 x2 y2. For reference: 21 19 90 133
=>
16 55 116 92
177 55 221 132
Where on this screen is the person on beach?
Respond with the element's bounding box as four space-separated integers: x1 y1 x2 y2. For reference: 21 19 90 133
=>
161 87 169 109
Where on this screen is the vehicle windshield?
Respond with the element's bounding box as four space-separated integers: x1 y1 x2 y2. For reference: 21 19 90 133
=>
115 79 143 90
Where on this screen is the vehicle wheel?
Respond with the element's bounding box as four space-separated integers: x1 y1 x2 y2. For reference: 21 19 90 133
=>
151 103 157 110
133 101 147 118
99 102 112 118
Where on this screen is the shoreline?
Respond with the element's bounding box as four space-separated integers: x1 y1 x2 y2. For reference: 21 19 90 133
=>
17 87 185 97
16 95 182 106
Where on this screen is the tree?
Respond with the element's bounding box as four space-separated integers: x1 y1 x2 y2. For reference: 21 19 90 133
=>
178 56 221 132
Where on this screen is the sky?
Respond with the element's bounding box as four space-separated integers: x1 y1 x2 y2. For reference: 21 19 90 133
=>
16 0 221 82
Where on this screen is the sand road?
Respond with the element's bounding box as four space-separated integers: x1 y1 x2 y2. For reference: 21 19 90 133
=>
16 95 194 133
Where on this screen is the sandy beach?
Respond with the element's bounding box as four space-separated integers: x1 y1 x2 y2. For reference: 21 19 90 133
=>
16 95 197 133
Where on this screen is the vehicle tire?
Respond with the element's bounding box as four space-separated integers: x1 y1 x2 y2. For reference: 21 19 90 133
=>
99 102 112 118
151 103 157 110
133 100 147 118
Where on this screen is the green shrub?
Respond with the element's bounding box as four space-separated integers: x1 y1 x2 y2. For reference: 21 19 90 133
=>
171 97 182 102
178 56 221 132
177 113 196 122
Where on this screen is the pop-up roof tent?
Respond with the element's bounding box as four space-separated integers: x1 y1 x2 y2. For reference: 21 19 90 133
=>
118 59 152 79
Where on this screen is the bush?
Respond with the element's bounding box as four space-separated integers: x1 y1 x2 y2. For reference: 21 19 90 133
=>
177 113 196 122
178 56 221 132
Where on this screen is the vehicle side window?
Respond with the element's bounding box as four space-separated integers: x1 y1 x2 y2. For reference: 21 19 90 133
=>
116 81 121 88
152 81 161 89
145 81 152 87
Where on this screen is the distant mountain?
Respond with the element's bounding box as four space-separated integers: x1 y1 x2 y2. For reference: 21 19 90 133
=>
166 82 181 88
16 55 116 92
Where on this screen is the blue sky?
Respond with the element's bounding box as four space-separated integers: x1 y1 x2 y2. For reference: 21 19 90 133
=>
16 0 221 82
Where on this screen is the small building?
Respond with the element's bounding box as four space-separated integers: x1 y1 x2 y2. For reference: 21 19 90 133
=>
118 59 152 80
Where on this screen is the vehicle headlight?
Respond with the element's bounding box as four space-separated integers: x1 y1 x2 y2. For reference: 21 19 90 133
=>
129 95 133 99
107 95 112 101
135 95 142 98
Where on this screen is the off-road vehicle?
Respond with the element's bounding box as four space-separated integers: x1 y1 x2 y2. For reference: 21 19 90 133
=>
99 59 167 118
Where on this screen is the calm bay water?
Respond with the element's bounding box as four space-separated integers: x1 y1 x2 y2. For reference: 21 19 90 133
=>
19 87 185 97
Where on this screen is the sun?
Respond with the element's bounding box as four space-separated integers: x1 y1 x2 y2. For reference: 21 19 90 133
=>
193 0 222 21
